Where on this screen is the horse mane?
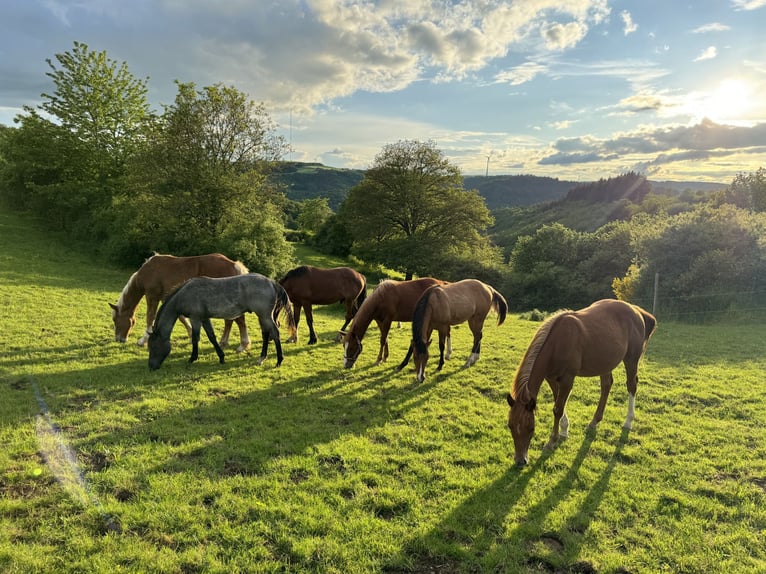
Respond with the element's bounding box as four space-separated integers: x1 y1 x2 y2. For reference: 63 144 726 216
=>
234 260 249 274
511 309 570 400
116 271 140 310
348 280 392 337
279 265 310 283
412 285 439 354
153 279 186 327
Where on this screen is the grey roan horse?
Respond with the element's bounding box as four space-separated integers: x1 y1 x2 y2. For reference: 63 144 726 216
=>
148 274 295 371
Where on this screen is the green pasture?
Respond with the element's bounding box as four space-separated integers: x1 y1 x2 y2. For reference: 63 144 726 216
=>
1 209 764 573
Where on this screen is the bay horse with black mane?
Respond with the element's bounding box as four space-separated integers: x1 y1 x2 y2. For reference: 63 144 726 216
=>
506 299 656 466
407 279 508 383
110 253 251 352
341 277 448 369
279 265 367 344
148 273 295 371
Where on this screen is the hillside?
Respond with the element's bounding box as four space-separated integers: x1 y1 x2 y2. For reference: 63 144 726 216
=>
272 162 726 214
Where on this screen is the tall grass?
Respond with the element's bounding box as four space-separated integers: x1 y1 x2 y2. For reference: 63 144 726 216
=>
1 208 764 573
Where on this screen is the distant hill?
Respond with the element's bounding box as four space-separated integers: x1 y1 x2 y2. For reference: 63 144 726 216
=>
271 162 364 210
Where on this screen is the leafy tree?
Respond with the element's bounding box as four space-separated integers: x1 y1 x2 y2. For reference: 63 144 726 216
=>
720 167 766 212
341 139 494 280
297 197 333 234
113 82 293 275
0 42 152 237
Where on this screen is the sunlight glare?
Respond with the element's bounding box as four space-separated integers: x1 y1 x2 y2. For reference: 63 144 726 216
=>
692 78 754 124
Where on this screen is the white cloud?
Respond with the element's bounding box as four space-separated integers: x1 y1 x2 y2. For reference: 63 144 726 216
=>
694 46 718 62
731 0 766 10
494 62 548 86
621 10 638 35
691 23 731 33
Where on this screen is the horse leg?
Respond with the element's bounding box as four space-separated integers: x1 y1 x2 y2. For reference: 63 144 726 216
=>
545 376 573 450
376 320 392 365
287 304 301 343
435 329 447 372
337 300 354 342
589 372 614 429
178 315 193 339
463 326 482 368
623 360 640 430
305 306 318 345
201 318 225 364
445 331 452 361
138 297 160 346
395 341 414 372
546 378 569 438
256 316 282 366
220 320 232 347
189 320 202 364
234 315 251 353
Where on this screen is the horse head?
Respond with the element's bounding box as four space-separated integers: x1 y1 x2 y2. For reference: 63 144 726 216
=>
110 302 135 343
341 331 363 368
147 330 171 371
506 392 537 466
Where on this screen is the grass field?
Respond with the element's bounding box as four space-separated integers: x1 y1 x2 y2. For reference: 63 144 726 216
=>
1 208 764 573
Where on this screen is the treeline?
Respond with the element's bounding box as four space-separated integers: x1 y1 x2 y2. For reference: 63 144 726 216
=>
1 43 765 320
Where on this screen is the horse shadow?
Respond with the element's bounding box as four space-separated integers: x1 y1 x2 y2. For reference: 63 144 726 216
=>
387 428 630 572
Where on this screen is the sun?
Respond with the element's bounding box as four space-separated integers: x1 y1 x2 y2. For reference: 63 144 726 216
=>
690 78 754 124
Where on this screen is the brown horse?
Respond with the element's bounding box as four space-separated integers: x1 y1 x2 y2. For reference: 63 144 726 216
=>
110 253 251 351
409 279 508 382
341 277 448 368
506 299 657 467
279 265 367 344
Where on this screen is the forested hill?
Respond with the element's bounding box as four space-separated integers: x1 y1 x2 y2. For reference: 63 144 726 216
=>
272 162 576 210
273 161 725 212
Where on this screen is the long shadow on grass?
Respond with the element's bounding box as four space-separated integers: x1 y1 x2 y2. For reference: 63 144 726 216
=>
388 429 630 572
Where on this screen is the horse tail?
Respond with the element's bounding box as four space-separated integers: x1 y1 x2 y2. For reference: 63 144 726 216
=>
491 288 508 326
412 286 438 355
637 306 657 349
353 275 368 316
274 283 297 334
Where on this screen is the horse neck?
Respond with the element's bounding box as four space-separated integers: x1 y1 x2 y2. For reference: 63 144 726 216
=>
152 298 179 338
349 295 377 338
512 313 563 401
116 272 145 315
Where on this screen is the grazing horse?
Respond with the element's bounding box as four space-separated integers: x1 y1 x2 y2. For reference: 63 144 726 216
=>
110 253 251 351
279 265 367 344
147 274 295 371
341 277 448 369
407 279 508 382
506 299 656 467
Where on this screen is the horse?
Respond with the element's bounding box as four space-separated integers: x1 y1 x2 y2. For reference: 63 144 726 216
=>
110 253 251 352
279 265 367 344
407 279 508 383
341 277 448 369
148 273 295 371
506 299 657 467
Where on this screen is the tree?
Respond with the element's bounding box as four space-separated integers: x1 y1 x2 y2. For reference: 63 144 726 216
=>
0 42 152 236
113 82 293 275
341 139 495 280
721 167 766 212
297 197 333 234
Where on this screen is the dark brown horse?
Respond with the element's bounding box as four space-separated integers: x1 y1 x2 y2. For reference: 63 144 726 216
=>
341 277 448 368
110 253 250 351
279 265 367 344
506 299 657 466
408 279 508 382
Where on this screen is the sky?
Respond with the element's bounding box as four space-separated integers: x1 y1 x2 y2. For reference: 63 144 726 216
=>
1 1 766 183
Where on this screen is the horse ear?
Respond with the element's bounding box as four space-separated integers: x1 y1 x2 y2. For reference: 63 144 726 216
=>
526 397 537 412
506 393 515 407
109 302 118 311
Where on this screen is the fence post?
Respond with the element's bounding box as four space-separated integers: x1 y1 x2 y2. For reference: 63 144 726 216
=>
652 272 659 316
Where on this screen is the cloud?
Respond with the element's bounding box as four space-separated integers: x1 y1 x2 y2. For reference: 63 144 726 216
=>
541 20 588 50
621 11 638 35
539 119 766 167
731 0 766 9
693 46 718 62
494 62 548 86
690 23 731 33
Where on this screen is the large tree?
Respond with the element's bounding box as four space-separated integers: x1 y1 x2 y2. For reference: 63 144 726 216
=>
0 42 152 236
113 82 293 275
341 139 496 280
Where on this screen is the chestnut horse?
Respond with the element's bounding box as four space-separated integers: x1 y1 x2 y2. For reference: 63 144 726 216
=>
341 277 448 369
506 299 656 466
110 253 250 351
279 265 367 344
407 279 508 382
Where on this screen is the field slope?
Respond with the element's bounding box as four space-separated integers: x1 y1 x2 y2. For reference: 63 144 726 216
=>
0 208 764 573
